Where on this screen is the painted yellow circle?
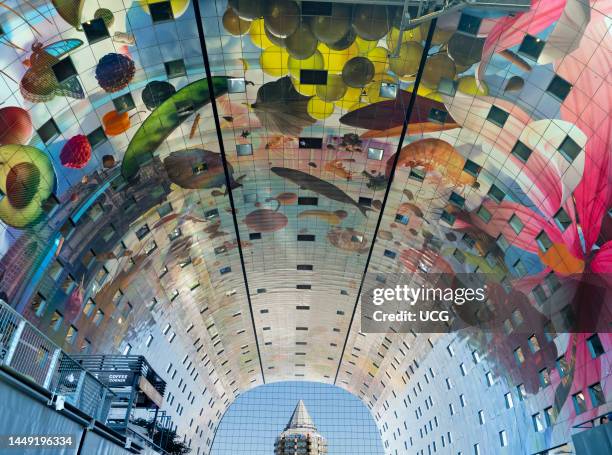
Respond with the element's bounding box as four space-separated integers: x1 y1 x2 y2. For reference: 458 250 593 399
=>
318 42 359 74
307 97 335 120
260 45 289 76
250 18 274 49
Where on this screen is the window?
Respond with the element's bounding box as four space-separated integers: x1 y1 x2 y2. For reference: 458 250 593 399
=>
51 57 78 83
227 77 246 93
379 81 397 98
50 311 63 331
460 394 467 407
587 334 604 358
558 135 581 163
367 147 384 160
463 159 481 177
488 184 505 203
472 350 481 364
82 17 109 44
447 344 454 357
528 335 541 353
409 168 426 182
440 210 456 226
511 140 532 163
533 284 547 304
236 143 253 156
136 224 150 240
395 213 409 225
449 192 465 208
297 264 313 271
496 234 510 252
299 137 323 149
556 356 569 378
588 382 605 407
457 13 481 35
518 34 545 60
122 343 132 355
476 205 492 223
509 214 524 234
150 1 174 22
145 334 154 347
93 309 104 326
517 383 527 401
249 232 261 240
460 362 467 376
87 127 107 149
300 69 327 84
538 368 550 387
296 284 311 290
514 347 525 365
37 118 60 143
499 430 508 447
504 392 513 409
553 207 572 232
485 371 494 386
31 293 47 317
572 391 587 414
165 59 186 79
384 249 397 259
533 412 545 432
112 92 136 113
168 228 182 241
544 406 556 426
65 325 78 344
297 234 315 241
486 105 509 127
428 108 447 124
297 197 318 207
547 75 572 102
82 299 95 317
474 443 480 455
478 410 485 424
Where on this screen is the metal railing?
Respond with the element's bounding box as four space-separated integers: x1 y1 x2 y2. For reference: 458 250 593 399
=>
0 299 113 422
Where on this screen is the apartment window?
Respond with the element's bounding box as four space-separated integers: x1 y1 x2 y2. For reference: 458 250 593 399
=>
463 159 481 177
472 350 481 364
460 363 467 376
449 192 465 208
37 118 60 143
168 228 182 241
367 147 384 160
517 383 527 401
588 382 605 407
297 234 315 241
486 105 509 127
49 311 63 331
51 57 78 83
556 356 569 378
553 207 572 232
298 197 318 206
533 412 545 432
528 335 541 353
518 34 545 60
227 77 246 93
31 293 47 317
558 135 581 163
572 391 587 414
87 127 107 149
511 140 532 163
150 1 174 22
447 344 454 357
409 168 426 182
300 69 327 85
504 392 513 409
460 394 467 407
536 230 553 252
547 75 572 102
473 443 480 455
440 210 456 226
384 249 397 259
428 108 447 124
65 325 78 345
93 309 104 326
587 334 604 358
538 368 550 387
496 234 510 252
236 143 253 156
82 17 109 44
449 403 455 415
446 378 452 390
82 299 96 317
514 258 527 277
165 59 186 79
476 205 492 223
514 347 525 365
533 284 547 304
122 343 132 355
395 213 409 225
457 13 481 35
544 406 556 426
478 410 485 425
509 214 524 234
485 371 494 387
145 334 154 347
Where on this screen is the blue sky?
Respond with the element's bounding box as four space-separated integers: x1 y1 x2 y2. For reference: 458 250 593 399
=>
210 381 384 454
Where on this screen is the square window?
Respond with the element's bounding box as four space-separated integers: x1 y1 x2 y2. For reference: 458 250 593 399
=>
168 227 181 241
587 334 604 358
511 140 532 163
236 143 253 156
532 284 547 304
367 147 384 160
457 13 481 35
384 249 397 259
486 105 509 127
536 230 553 252
145 240 157 255
113 92 136 113
477 205 492 223
553 207 572 232
51 57 78 83
558 135 581 163
488 184 505 203
249 232 261 240
359 197 372 207
150 1 174 22
453 249 466 264
449 192 465 208
428 108 447 124
135 224 150 240
538 368 550 387
87 127 107 149
518 34 545 60
82 17 110 44
37 118 60 143
300 69 327 85
395 213 409 225
409 168 426 182
588 382 605 407
438 78 456 96
379 82 397 99
165 59 186 79
227 77 246 93
299 137 323 149
509 214 524 234
463 159 481 177
572 391 587 414
440 210 456 226
547 75 572 102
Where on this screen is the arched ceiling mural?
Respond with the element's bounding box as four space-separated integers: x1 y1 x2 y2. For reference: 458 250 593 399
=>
0 0 610 453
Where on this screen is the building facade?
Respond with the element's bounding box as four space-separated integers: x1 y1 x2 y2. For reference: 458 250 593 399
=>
275 400 328 455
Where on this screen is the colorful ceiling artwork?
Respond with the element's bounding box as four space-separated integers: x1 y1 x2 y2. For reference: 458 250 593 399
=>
0 0 610 453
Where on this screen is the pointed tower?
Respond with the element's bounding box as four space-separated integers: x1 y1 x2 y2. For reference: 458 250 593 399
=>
274 401 328 454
